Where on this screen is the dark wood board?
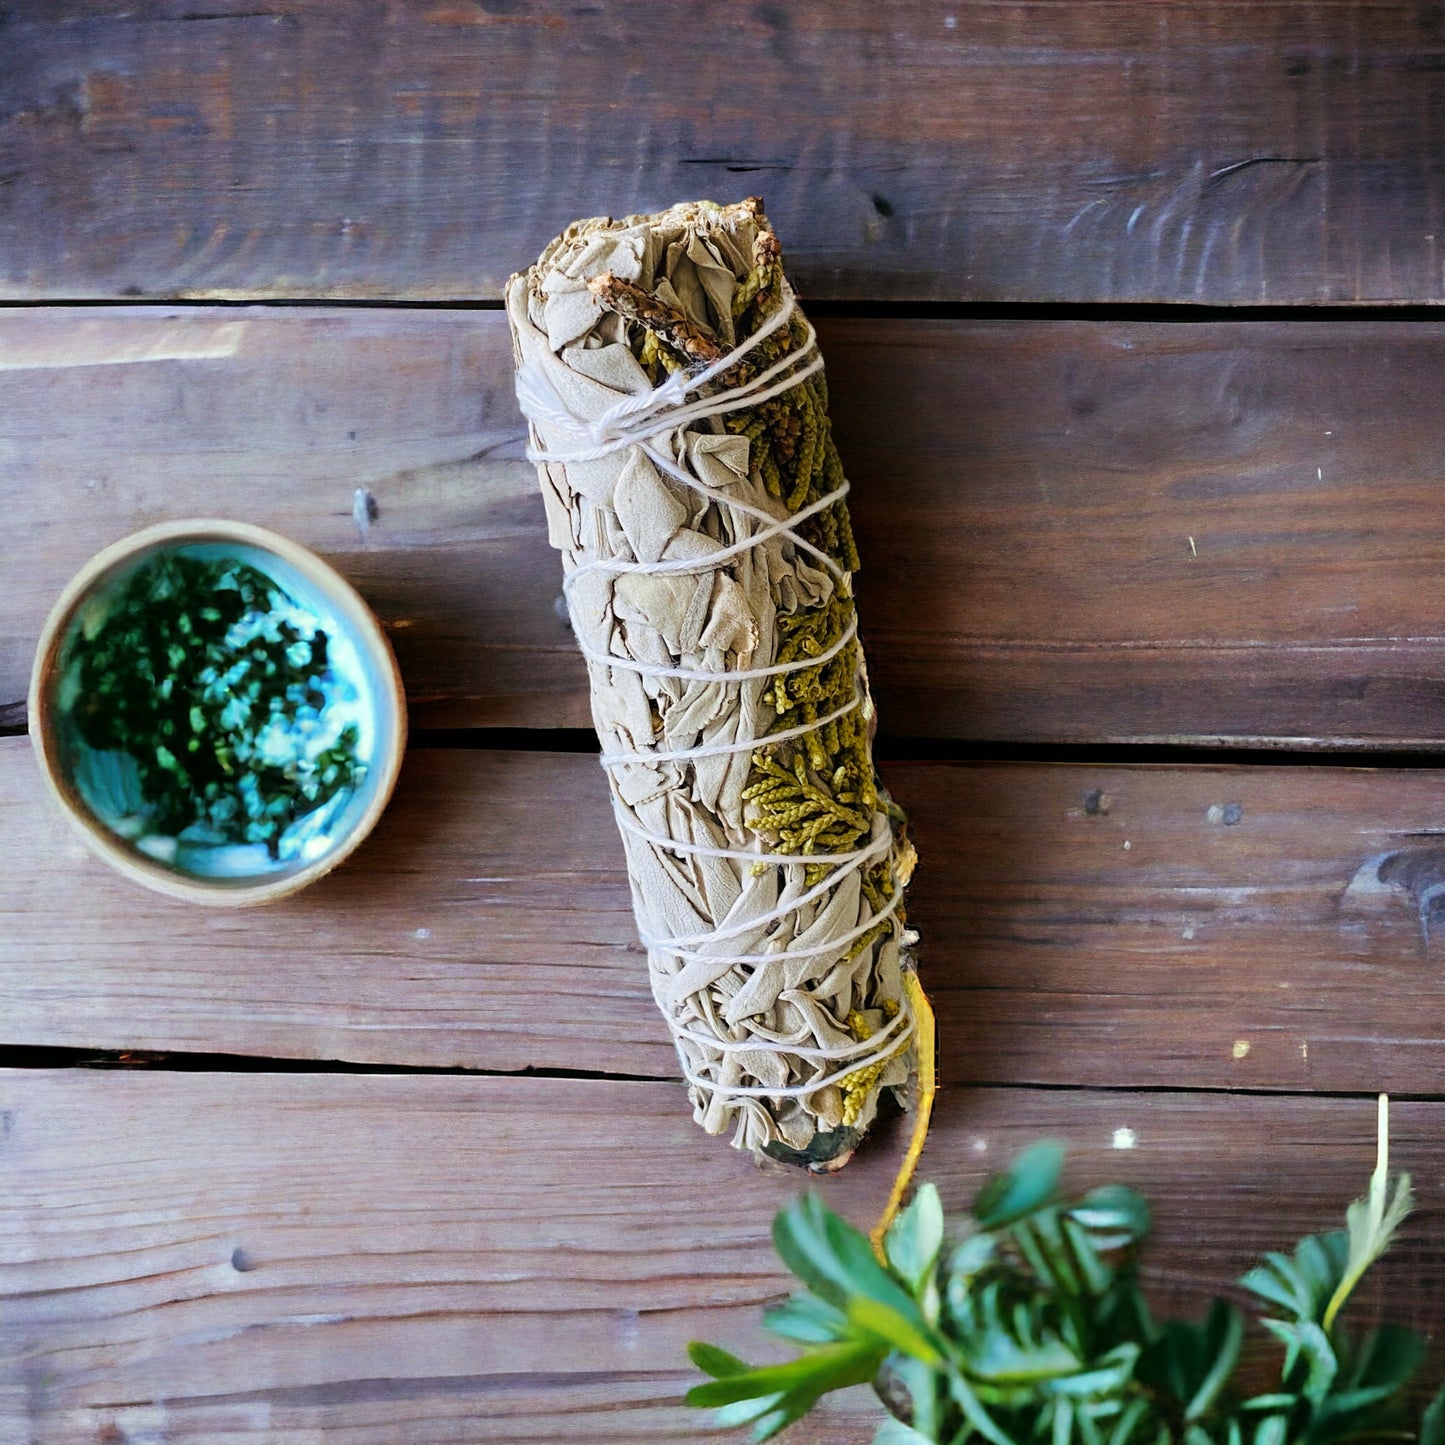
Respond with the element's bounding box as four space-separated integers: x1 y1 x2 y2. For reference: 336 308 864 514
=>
9 737 1445 1093
0 307 575 733
2 1074 1440 1442
6 2 1445 304
843 319 1445 747
0 737 667 1075
10 311 1445 744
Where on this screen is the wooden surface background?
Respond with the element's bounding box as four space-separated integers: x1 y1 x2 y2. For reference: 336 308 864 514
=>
7 1 1445 305
6 4 1445 1442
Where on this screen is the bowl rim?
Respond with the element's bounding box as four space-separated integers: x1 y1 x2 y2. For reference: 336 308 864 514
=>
28 518 407 907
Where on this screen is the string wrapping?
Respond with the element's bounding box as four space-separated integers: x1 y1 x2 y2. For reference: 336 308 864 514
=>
506 198 922 1165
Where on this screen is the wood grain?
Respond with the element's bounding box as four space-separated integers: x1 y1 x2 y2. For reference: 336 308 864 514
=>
0 737 668 1075
10 736 1445 1093
6 3 1445 304
0 307 579 734
11 311 1445 744
842 319 1445 747
2 1074 1441 1442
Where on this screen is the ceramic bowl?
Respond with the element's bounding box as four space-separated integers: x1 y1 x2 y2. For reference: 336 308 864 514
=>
29 520 406 906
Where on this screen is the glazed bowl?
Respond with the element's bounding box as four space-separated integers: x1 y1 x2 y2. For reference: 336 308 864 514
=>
29 519 406 905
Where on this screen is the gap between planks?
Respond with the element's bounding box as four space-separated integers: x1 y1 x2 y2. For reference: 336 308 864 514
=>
2 1044 1443 1109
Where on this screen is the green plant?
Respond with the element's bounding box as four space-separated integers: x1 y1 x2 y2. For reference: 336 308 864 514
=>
689 1100 1441 1445
71 550 364 855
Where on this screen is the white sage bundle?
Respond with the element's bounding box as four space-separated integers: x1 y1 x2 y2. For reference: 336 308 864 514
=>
506 198 920 1167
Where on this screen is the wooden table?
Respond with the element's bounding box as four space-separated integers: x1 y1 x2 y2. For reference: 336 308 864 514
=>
5 5 1445 1441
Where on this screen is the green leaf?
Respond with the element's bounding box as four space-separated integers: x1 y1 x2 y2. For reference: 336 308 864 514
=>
686 1354 831 1409
686 1339 885 1426
1337 1323 1425 1399
1074 1401 1106 1445
948 1231 997 1283
849 1296 945 1365
1241 1235 1349 1325
968 1328 1082 1385
1183 1302 1244 1422
1048 1345 1142 1400
944 1233 997 1329
1105 1395 1152 1445
1060 1214 1113 1296
762 1291 851 1345
1239 1395 1300 1413
887 1183 946 1297
1261 1319 1337 1402
1138 1303 1241 1413
1304 1324 1425 1444
1013 1214 1067 1294
688 1341 753 1379
1023 1209 1086 1297
1254 1416 1289 1445
949 1370 1020 1445
1240 1255 1312 1319
1419 1382 1445 1445
1322 1100 1413 1332
747 1341 887 1442
883 1353 944 1440
1069 1187 1151 1254
974 1142 1067 1230
875 1421 935 1445
1054 1395 1076 1445
773 1194 930 1329
1298 1235 1345 1307
713 1394 786 1431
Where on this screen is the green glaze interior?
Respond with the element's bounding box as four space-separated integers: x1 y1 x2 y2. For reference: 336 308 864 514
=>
50 540 387 886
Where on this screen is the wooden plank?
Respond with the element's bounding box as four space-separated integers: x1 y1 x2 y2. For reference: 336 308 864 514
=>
907 760 1445 1094
10 738 1445 1092
11 311 1445 743
6 3 1445 304
0 737 670 1075
2 1074 1439 1441
843 319 1445 747
0 308 583 734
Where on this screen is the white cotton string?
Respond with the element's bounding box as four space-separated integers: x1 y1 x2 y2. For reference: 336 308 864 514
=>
562 477 848 590
671 1005 910 1061
514 282 801 452
676 1026 913 1100
635 839 897 984
599 688 863 766
646 824 894 950
610 798 886 868
641 887 905 967
515 279 913 1108
575 614 858 684
520 284 818 466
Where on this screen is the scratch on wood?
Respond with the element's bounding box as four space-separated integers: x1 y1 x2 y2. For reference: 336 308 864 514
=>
1205 156 1322 191
1063 197 1108 234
